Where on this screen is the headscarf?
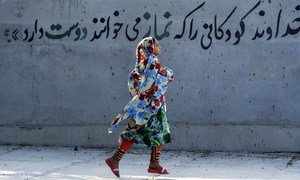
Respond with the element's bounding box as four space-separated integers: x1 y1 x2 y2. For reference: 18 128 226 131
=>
136 37 156 64
129 37 158 97
108 37 174 133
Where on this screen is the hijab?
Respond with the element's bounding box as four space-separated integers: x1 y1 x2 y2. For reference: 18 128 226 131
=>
108 37 173 133
129 37 158 97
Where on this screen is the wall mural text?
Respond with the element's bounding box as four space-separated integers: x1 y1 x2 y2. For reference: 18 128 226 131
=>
3 1 300 50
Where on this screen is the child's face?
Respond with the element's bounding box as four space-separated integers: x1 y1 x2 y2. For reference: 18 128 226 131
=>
154 41 161 56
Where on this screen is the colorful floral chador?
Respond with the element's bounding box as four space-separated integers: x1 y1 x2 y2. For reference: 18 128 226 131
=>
108 37 174 147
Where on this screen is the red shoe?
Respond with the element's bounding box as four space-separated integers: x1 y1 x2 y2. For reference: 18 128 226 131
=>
148 165 170 174
105 158 120 178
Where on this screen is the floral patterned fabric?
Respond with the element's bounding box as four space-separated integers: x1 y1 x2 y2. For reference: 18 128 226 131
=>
119 107 171 147
108 37 174 146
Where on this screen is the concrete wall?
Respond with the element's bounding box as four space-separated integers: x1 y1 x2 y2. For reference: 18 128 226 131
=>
0 0 299 152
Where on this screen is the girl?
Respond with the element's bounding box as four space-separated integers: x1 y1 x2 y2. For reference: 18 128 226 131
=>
105 37 174 177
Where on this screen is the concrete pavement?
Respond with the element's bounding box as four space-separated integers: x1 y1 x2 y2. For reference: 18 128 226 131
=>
0 145 299 179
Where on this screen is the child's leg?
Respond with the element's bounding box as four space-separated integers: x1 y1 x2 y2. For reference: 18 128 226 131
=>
110 138 135 163
149 145 162 168
148 145 169 174
105 138 135 177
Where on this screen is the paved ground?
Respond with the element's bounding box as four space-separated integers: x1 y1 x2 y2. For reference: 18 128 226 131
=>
0 145 299 180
